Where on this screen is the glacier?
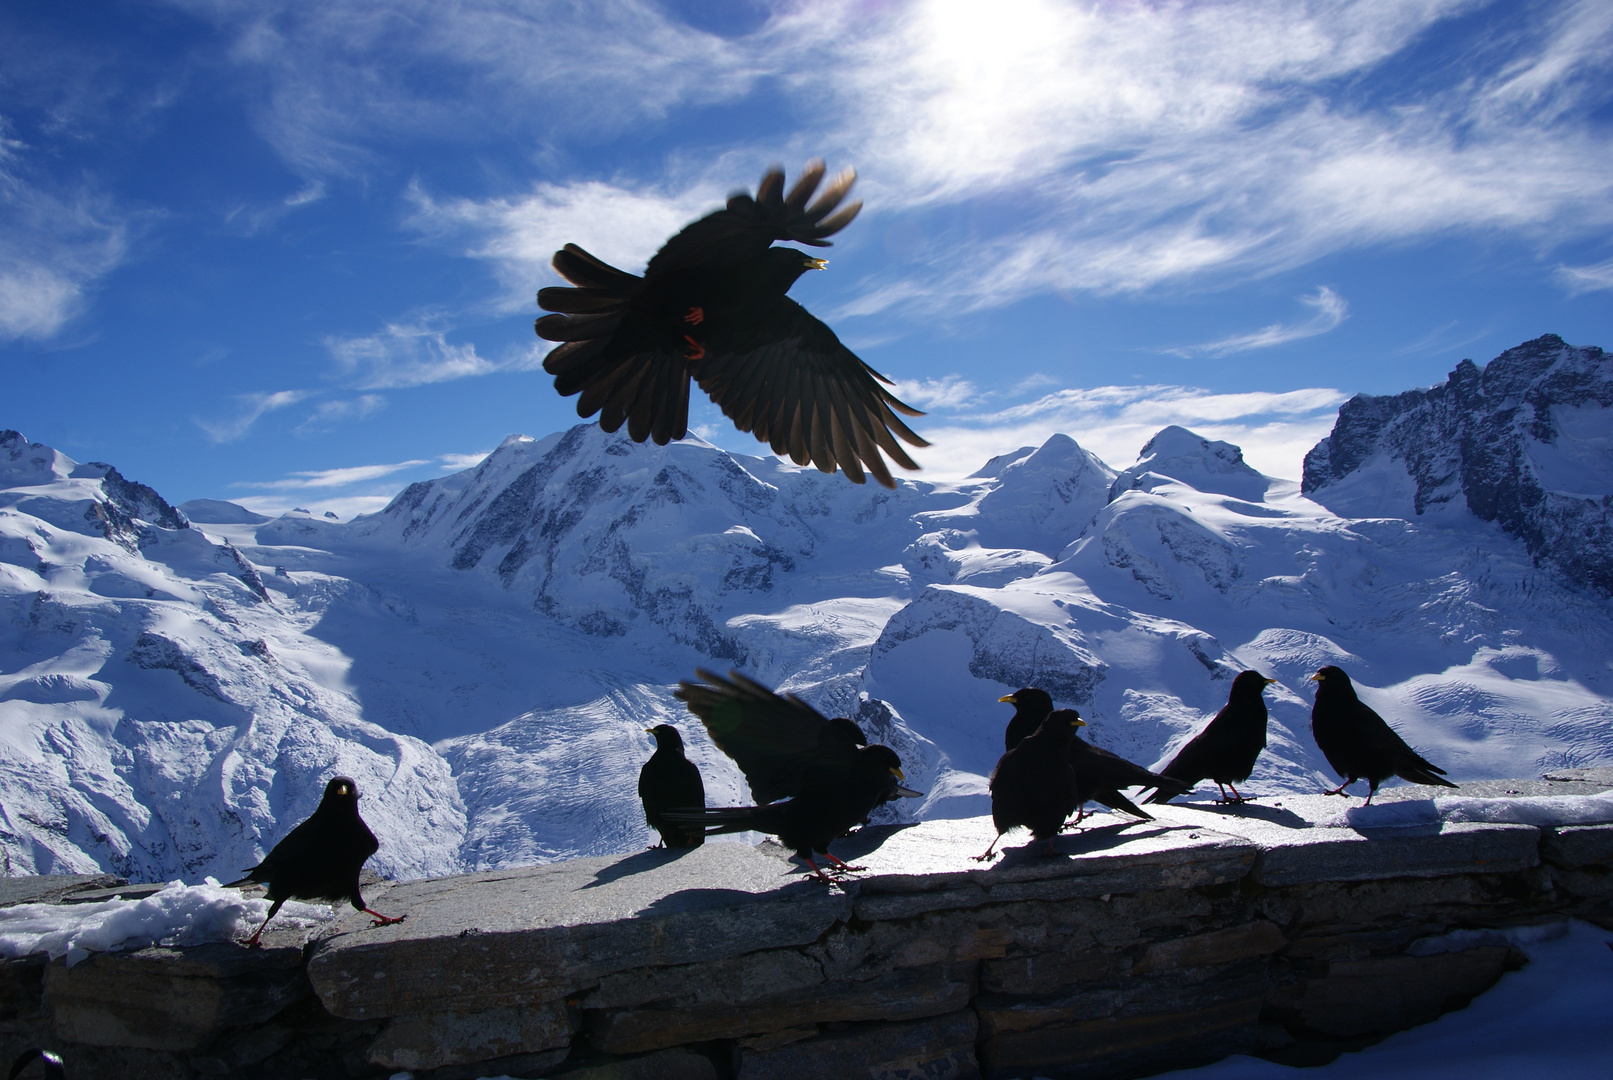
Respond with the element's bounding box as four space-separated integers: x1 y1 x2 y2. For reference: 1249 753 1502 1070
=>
3 335 1612 882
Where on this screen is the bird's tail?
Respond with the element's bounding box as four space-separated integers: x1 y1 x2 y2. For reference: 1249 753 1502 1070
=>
660 805 775 836
537 245 692 446
1141 774 1195 805
1401 765 1459 789
1092 790 1155 820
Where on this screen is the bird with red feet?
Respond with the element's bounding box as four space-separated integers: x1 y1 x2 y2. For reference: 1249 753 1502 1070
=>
977 708 1085 862
1148 670 1277 805
1310 666 1457 805
535 161 928 487
226 776 404 947
639 723 706 849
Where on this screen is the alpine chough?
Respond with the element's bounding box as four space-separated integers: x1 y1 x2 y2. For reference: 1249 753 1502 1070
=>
998 687 1055 751
1309 665 1457 804
639 723 707 848
1147 670 1277 804
535 161 929 487
668 668 920 880
226 776 403 947
977 708 1084 861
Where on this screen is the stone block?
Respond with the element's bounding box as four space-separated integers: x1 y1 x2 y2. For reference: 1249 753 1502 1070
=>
978 993 1263 1079
1292 946 1513 1038
550 1048 719 1080
981 949 1133 997
1131 920 1286 974
737 1010 979 1080
0 874 127 909
366 1000 574 1070
1542 824 1613 869
45 942 309 1051
587 963 974 1054
307 843 852 1018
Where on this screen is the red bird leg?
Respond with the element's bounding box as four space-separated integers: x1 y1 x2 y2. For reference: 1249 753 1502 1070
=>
683 306 704 325
244 914 271 949
973 833 1003 863
1226 782 1246 803
801 855 837 884
1215 782 1228 803
823 852 867 874
682 335 705 361
1323 780 1353 796
364 907 406 927
1044 837 1057 856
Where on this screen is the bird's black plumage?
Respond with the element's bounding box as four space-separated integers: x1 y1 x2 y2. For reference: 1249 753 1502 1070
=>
668 669 917 880
1148 670 1276 804
225 776 403 947
1310 665 1457 804
999 687 1055 751
1069 728 1188 821
977 708 1085 861
536 161 929 487
639 723 706 849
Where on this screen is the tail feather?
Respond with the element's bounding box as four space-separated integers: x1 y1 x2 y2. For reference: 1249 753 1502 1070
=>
1092 789 1154 821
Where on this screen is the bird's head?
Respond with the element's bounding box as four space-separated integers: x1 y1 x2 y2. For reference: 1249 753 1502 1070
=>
646 723 686 751
823 716 869 749
999 687 1054 716
1232 670 1277 696
1309 666 1353 697
763 247 829 290
1048 708 1086 730
322 776 361 804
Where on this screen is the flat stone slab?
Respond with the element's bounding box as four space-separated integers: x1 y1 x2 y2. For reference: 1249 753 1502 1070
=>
308 841 852 1019
1143 796 1542 886
0 874 127 908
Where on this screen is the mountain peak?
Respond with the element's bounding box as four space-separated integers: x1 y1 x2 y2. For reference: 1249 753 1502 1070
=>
1109 426 1268 502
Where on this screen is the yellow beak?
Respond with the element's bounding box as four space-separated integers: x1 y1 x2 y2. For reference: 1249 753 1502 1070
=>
807 257 829 270
890 766 906 780
998 694 1016 704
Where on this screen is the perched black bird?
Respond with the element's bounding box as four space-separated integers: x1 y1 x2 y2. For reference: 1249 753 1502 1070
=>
1147 670 1277 804
7 1050 64 1080
977 709 1085 861
639 723 706 849
226 776 403 947
535 161 929 487
1069 724 1190 822
667 669 920 881
999 687 1055 751
1310 666 1457 805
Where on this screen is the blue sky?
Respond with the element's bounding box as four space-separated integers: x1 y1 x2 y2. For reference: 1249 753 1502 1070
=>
3 0 1611 516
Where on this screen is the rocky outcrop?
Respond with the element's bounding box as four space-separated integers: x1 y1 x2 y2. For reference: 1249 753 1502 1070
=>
1303 335 1613 594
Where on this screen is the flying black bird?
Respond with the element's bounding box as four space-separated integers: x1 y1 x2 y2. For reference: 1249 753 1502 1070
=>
999 687 1055 751
639 723 706 849
1147 670 1277 804
226 776 404 947
7 1050 64 1080
977 708 1085 861
535 161 929 487
1310 665 1457 805
668 668 919 880
1068 723 1190 822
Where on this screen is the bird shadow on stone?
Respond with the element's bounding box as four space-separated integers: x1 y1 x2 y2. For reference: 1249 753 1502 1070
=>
988 819 1154 868
1166 801 1312 830
827 822 918 862
635 885 810 917
580 845 698 891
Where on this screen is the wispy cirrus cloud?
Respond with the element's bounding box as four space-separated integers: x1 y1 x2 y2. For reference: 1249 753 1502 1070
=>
235 458 429 490
0 124 132 343
325 320 540 388
194 389 312 443
1165 287 1348 358
1555 257 1613 294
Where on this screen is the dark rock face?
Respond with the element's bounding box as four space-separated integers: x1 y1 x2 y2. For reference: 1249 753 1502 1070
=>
1304 335 1613 594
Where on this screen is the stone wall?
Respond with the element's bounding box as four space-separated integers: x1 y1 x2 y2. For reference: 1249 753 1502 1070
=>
3 773 1610 1080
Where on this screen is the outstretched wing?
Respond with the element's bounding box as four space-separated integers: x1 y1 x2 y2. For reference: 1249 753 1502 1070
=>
675 669 832 804
694 299 927 487
646 162 862 279
538 244 692 445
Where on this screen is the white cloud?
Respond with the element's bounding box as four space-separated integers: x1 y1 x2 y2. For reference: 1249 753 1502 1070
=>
292 393 386 435
235 458 430 490
890 375 980 411
326 321 501 388
437 449 491 471
0 126 131 342
1166 286 1348 358
1555 257 1613 295
194 389 312 443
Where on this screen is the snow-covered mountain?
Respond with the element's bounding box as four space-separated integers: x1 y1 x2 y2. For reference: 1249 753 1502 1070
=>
4 335 1612 881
